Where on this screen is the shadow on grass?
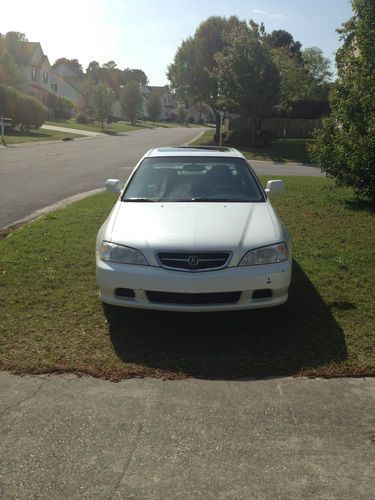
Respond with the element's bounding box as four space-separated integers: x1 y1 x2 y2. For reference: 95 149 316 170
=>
104 261 348 379
344 198 375 214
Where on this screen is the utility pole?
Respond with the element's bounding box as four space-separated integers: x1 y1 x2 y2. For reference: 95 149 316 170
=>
219 111 224 147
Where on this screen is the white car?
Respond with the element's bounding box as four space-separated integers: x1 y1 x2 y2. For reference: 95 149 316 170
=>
96 146 292 312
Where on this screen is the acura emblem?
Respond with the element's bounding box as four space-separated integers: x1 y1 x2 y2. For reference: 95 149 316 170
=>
188 255 199 267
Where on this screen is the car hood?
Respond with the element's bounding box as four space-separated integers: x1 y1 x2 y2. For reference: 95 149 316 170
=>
108 202 281 265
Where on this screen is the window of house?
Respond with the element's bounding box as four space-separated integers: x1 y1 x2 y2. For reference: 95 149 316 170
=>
43 72 48 84
31 68 37 82
51 83 58 92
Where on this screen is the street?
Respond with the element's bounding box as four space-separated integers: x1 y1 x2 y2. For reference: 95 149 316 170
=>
0 128 322 229
0 127 204 229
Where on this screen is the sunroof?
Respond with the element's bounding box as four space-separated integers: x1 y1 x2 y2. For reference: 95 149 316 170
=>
157 146 231 152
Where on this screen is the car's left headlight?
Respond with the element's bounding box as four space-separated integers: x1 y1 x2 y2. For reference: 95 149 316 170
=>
239 242 289 266
99 241 149 265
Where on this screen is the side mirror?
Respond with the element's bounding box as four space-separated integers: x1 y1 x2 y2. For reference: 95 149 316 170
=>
105 179 121 194
265 179 284 195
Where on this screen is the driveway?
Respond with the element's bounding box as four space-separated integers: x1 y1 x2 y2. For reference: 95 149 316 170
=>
0 373 374 499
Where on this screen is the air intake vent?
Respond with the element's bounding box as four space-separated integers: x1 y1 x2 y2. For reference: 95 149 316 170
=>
145 291 241 305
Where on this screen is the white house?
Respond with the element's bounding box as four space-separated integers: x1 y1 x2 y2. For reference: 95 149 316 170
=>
141 86 176 120
10 41 80 113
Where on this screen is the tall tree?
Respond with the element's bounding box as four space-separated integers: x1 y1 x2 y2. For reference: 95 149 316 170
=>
146 94 161 124
310 0 375 201
120 81 143 125
52 58 83 73
264 29 302 61
168 16 246 137
92 84 114 128
0 46 21 87
215 23 280 142
302 47 332 84
122 68 148 87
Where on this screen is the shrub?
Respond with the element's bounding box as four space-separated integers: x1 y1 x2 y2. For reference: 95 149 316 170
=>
76 112 89 124
17 93 47 129
0 84 47 129
0 83 19 125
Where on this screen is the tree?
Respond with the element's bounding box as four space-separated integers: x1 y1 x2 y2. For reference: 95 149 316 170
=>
271 47 313 112
92 84 114 128
120 81 143 125
146 94 161 124
310 0 375 201
0 46 21 87
264 29 302 61
79 76 96 118
86 61 102 83
168 16 246 137
177 106 187 124
302 47 332 84
52 58 83 73
122 68 148 87
215 23 280 143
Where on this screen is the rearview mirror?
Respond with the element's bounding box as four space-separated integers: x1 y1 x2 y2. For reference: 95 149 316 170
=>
265 180 284 195
105 179 122 194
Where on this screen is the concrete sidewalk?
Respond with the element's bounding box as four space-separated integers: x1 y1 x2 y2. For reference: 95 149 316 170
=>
41 124 106 137
0 373 374 499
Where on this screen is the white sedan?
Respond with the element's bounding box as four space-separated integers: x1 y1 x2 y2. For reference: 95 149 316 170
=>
96 146 292 311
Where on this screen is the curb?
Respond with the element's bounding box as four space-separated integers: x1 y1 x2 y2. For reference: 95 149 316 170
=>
0 188 105 234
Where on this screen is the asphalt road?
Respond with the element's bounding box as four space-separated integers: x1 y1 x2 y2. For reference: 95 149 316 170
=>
0 127 205 229
0 128 323 229
0 373 374 499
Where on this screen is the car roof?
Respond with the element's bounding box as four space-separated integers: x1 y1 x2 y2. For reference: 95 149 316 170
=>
145 146 245 159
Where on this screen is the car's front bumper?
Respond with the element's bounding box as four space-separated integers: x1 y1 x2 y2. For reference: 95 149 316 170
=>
96 257 292 312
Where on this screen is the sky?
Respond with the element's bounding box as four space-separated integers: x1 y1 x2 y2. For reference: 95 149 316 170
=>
2 0 354 86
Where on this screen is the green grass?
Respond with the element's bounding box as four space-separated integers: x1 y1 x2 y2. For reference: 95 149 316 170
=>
190 129 314 163
2 128 82 144
0 177 374 380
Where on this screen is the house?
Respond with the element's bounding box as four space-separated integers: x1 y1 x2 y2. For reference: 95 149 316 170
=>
7 41 80 114
141 86 176 120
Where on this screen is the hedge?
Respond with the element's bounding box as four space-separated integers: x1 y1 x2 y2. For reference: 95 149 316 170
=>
0 84 47 129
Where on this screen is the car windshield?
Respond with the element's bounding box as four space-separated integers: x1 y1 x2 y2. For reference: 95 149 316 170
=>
122 156 264 202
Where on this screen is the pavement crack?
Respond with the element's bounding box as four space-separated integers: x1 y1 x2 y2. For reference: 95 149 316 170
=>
0 380 45 417
109 422 144 500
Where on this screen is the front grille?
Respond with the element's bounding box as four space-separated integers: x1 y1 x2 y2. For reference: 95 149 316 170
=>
157 251 231 271
145 291 241 305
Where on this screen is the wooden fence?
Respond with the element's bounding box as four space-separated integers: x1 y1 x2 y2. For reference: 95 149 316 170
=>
261 118 322 138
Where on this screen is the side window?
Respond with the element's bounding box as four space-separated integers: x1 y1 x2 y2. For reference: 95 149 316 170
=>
31 68 37 82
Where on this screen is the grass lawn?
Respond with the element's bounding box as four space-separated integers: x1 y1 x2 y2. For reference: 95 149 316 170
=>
190 129 314 164
0 177 374 380
2 128 82 145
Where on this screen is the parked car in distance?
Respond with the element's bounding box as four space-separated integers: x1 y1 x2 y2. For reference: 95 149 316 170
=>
96 146 292 312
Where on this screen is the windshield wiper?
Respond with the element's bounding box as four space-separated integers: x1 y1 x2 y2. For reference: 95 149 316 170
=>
124 198 156 202
191 197 232 202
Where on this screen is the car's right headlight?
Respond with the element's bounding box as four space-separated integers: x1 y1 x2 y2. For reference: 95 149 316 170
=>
239 242 289 266
99 241 149 265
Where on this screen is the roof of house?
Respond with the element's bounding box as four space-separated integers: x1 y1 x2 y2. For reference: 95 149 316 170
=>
142 86 169 97
8 41 42 65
